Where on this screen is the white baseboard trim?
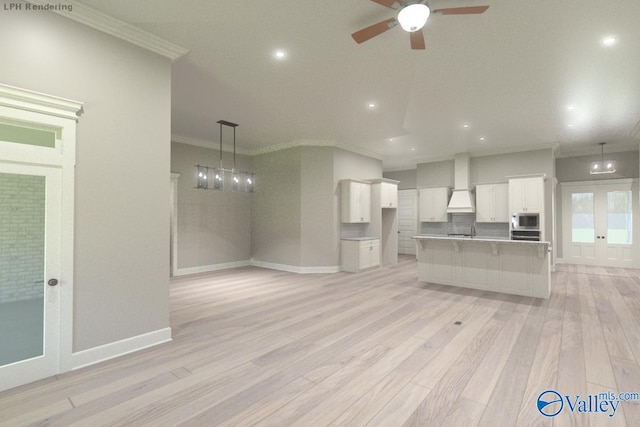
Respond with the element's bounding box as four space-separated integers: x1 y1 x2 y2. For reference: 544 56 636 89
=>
71 327 172 371
173 260 251 276
250 259 341 274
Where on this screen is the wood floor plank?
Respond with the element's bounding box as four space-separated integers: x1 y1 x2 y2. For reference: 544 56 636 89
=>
0 258 636 427
515 323 562 426
367 382 432 427
611 357 640 427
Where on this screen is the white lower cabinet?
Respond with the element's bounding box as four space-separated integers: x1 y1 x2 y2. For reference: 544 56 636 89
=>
341 239 380 272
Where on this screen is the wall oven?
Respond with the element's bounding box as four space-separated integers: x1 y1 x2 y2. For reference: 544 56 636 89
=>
511 229 541 241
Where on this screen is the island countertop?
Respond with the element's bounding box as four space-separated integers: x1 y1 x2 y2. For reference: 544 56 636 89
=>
412 234 550 246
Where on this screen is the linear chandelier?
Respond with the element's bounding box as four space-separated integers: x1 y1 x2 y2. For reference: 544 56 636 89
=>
195 120 254 192
590 142 616 175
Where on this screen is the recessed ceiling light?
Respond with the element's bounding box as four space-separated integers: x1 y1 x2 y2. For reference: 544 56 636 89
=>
463 123 470 128
410 147 415 151
479 137 485 141
273 50 287 59
367 103 377 109
388 138 393 142
602 36 617 46
567 104 575 110
567 124 574 128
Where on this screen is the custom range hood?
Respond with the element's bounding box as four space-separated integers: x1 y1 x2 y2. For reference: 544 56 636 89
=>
446 153 476 213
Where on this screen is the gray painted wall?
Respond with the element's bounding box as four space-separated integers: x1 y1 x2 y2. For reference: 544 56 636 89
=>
470 149 554 184
171 142 252 269
0 6 171 351
250 146 381 269
251 147 303 266
556 150 639 182
301 147 335 267
383 169 417 189
417 160 454 188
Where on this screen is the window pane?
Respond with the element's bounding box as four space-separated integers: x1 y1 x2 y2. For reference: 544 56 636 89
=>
0 123 56 148
571 192 594 243
607 191 632 244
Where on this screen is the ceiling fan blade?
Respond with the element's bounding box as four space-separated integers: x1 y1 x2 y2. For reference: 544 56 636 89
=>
351 18 398 44
431 6 489 15
370 0 403 10
410 30 425 50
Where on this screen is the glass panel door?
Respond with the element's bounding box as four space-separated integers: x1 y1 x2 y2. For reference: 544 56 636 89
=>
0 173 46 367
607 190 633 244
0 163 60 391
571 192 595 243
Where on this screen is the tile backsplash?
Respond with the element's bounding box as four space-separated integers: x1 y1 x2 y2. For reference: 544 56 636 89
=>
341 223 367 239
420 213 509 239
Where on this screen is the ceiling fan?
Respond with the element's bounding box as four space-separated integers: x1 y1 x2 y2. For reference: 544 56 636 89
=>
352 0 489 50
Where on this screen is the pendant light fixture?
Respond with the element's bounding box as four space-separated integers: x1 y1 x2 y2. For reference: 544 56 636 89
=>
195 120 254 192
590 142 616 175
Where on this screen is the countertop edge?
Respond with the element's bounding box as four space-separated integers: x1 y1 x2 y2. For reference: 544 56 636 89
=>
412 235 550 245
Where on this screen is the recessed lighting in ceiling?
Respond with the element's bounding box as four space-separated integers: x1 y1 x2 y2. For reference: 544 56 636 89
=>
273 50 287 59
367 103 377 109
463 123 470 128
410 147 415 151
567 104 575 110
388 138 394 142
567 124 574 128
601 36 617 46
479 137 485 141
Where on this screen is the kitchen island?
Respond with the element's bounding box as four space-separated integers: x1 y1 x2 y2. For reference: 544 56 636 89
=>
413 235 551 298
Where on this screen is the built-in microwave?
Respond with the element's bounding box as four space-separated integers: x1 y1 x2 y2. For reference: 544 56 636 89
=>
512 212 540 230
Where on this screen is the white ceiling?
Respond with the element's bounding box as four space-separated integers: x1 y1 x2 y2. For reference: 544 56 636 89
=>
75 0 640 170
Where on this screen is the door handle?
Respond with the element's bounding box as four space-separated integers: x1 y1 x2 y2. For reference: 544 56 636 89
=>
47 278 59 287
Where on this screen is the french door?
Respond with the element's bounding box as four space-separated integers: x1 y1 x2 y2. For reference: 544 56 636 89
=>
562 180 637 267
0 163 62 390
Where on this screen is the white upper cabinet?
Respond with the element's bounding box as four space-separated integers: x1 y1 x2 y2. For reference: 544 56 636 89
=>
379 181 398 208
419 187 450 222
476 183 509 223
341 179 371 223
509 176 544 213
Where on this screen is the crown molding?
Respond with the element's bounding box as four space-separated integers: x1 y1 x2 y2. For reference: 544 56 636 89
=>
252 139 384 160
0 83 83 121
26 0 188 61
174 135 385 161
171 134 252 156
468 143 558 159
555 142 639 158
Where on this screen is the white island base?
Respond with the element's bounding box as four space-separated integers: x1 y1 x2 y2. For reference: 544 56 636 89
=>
414 236 551 299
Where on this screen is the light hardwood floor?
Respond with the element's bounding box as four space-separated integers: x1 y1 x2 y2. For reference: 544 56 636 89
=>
1 256 639 426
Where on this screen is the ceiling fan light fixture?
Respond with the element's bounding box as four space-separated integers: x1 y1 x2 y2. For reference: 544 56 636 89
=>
398 3 430 32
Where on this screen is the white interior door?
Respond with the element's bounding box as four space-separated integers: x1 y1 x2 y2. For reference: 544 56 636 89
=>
0 163 62 391
0 83 81 392
562 180 637 268
398 189 418 255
